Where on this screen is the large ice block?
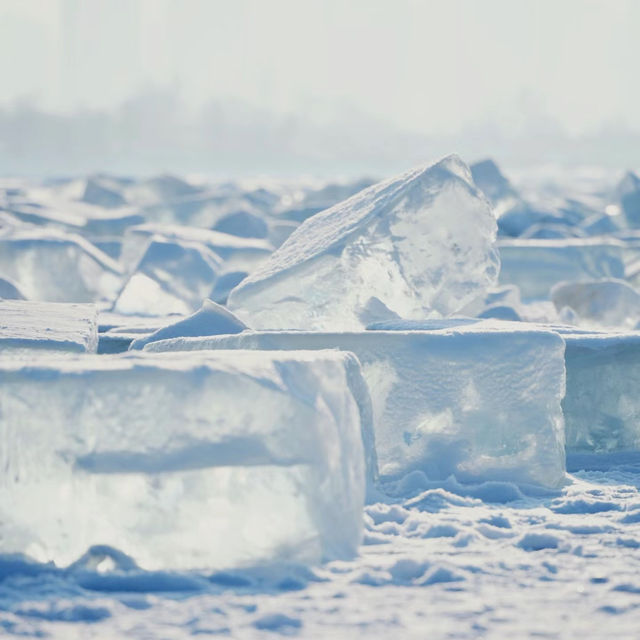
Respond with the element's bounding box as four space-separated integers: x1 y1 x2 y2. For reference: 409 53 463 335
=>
563 332 640 453
146 323 567 488
0 230 123 303
498 238 626 300
0 300 98 355
0 350 370 570
228 155 499 330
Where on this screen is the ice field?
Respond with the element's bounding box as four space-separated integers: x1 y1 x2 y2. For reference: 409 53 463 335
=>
2 157 640 638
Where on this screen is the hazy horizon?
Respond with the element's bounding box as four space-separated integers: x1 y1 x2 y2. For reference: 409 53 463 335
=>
0 0 638 176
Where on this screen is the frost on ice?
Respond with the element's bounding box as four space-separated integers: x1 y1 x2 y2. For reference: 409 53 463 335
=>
0 350 370 570
146 321 567 488
228 155 499 330
0 300 98 355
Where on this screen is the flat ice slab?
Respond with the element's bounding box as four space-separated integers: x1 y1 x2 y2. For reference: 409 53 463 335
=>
146 322 567 488
0 300 98 355
0 350 370 570
228 155 499 330
563 332 640 453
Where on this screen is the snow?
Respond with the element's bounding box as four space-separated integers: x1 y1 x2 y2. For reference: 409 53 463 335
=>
145 323 566 489
228 155 499 330
129 299 247 350
0 300 98 354
0 350 369 571
113 237 223 316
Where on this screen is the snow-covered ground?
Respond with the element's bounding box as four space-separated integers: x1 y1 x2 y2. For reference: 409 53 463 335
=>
2 158 640 638
2 464 640 638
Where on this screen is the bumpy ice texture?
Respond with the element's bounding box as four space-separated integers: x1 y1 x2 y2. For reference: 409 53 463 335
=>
145 322 567 488
228 155 499 330
0 350 369 570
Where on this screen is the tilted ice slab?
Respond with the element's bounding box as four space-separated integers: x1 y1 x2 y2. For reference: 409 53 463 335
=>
498 238 626 300
563 331 640 454
146 322 567 488
113 237 223 316
0 350 370 571
0 230 123 303
0 300 98 355
129 299 247 351
228 155 499 330
120 224 273 275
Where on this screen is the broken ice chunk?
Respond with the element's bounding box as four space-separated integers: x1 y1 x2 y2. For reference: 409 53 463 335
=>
228 155 499 330
498 238 626 300
113 237 223 316
551 279 640 330
0 230 123 303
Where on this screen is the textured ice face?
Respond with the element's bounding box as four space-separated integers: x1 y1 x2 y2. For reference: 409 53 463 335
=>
228 156 499 330
145 324 567 489
0 350 368 570
564 333 640 453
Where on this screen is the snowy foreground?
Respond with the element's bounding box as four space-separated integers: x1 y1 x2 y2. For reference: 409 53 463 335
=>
2 157 640 638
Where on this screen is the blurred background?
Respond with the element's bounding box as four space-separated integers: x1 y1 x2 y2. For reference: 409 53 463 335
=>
1 0 639 177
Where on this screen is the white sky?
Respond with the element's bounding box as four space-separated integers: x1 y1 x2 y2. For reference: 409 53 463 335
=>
0 0 638 136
